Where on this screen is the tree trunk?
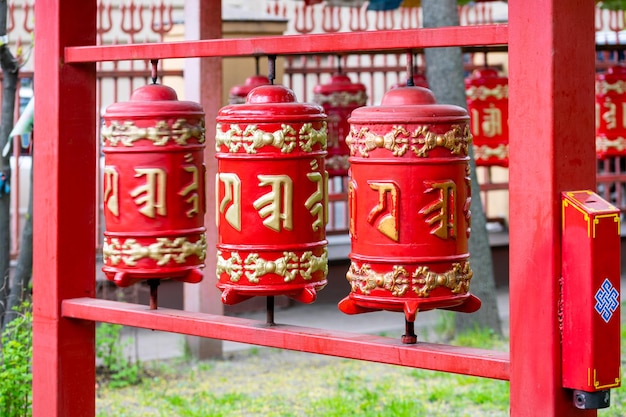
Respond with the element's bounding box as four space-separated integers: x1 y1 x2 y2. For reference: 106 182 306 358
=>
0 0 19 328
421 0 502 336
4 148 32 328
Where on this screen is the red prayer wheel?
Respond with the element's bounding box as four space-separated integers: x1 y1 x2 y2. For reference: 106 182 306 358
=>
465 68 509 167
313 74 367 177
596 65 626 158
215 84 329 305
229 75 271 104
101 83 207 287
339 86 481 322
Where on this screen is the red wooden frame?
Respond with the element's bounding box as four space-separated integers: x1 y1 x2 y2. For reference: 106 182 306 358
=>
33 1 600 416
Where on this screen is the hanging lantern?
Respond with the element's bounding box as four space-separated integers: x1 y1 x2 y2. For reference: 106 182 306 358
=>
596 65 626 159
228 75 271 104
215 84 329 305
339 86 481 327
313 73 367 177
465 68 509 167
101 83 207 288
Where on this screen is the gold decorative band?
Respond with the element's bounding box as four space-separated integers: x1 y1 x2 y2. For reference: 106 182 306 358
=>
102 119 206 147
314 90 367 107
346 124 470 158
103 234 207 267
473 143 509 161
596 136 626 153
325 154 350 172
597 80 626 95
466 84 508 100
215 122 327 154
217 248 328 283
346 261 473 298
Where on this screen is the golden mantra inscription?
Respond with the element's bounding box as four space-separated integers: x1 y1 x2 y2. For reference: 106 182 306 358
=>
313 90 367 107
217 249 328 283
215 122 328 154
346 261 473 297
103 235 207 266
465 84 508 101
346 124 470 158
102 119 206 147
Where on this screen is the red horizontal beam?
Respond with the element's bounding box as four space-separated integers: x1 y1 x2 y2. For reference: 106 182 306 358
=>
65 25 508 63
62 297 510 381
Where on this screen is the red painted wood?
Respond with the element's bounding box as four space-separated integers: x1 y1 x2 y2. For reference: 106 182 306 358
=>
64 25 509 63
62 297 510 381
182 0 225 359
33 1 97 416
508 1 597 416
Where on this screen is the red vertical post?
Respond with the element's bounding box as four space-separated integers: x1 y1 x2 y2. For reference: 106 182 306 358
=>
32 1 97 416
508 1 597 416
183 0 224 359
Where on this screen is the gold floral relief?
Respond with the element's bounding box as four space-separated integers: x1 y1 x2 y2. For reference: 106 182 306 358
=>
346 261 473 298
597 80 626 95
473 144 509 161
596 136 626 153
103 234 207 267
314 90 367 107
216 248 329 284
347 124 470 158
215 123 297 154
465 84 508 100
412 262 473 297
102 118 205 147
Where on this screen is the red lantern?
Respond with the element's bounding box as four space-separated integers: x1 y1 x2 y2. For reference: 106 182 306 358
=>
101 84 207 287
313 74 367 177
339 86 481 323
229 75 271 104
215 84 329 305
465 68 509 167
596 65 626 159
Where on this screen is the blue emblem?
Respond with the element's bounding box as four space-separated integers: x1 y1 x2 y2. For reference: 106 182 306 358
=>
595 278 619 323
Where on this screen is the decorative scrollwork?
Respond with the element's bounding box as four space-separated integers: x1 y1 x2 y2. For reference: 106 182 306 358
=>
103 235 207 267
299 122 328 152
412 262 473 297
596 136 626 153
346 263 411 296
215 123 298 154
465 84 508 100
216 248 329 283
473 143 509 161
314 90 367 107
597 80 626 95
346 261 473 298
346 124 470 158
102 119 205 147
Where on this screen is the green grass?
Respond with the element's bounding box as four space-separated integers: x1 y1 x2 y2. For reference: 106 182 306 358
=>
96 323 626 417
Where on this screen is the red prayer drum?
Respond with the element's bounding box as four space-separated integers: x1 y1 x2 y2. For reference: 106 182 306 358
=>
229 75 271 104
101 83 207 287
339 86 481 322
313 74 367 177
215 84 329 305
465 68 509 167
596 65 626 159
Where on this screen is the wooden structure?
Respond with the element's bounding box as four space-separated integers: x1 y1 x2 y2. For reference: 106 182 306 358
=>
33 1 606 416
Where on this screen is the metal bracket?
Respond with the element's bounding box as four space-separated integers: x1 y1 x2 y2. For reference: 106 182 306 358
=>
573 389 610 409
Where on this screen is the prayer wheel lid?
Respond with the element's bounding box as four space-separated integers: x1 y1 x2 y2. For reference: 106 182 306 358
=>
349 86 467 123
218 84 326 122
103 83 204 118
